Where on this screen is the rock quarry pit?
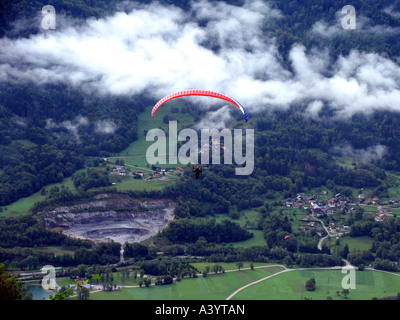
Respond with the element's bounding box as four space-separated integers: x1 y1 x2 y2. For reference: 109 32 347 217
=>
39 193 175 244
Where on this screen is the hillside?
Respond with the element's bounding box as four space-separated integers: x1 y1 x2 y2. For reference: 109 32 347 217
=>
1 0 400 303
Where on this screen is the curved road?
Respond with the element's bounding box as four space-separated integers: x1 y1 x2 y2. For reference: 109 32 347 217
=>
316 218 346 250
76 262 400 300
225 264 400 300
225 265 343 300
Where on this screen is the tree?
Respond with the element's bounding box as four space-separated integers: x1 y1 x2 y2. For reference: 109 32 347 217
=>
354 206 365 221
341 289 350 299
0 264 22 300
212 264 223 274
144 277 151 287
305 278 316 291
236 262 243 271
229 205 240 219
124 242 148 258
155 275 173 285
342 243 350 259
21 287 33 300
51 274 99 300
77 286 90 300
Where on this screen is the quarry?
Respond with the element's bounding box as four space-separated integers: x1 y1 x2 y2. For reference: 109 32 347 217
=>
38 193 175 244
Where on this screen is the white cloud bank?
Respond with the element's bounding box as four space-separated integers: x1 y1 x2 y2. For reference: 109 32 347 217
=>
46 115 89 141
1 0 400 123
332 143 388 162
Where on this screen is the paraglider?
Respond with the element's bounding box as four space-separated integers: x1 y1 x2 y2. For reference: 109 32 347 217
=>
192 164 203 179
151 89 248 122
284 235 291 240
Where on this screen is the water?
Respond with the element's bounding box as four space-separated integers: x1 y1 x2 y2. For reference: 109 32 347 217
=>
27 285 53 300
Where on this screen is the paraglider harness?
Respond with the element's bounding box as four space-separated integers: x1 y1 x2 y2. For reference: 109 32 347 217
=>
192 165 203 179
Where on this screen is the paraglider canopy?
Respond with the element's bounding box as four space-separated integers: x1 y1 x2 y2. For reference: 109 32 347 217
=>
284 235 291 240
151 89 248 122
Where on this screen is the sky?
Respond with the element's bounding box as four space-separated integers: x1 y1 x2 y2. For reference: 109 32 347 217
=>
1 0 400 130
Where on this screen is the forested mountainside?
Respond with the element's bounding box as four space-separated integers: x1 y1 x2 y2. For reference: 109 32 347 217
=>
1 0 400 281
1 0 400 205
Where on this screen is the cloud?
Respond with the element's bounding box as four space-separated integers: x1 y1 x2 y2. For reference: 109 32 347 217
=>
384 5 400 19
305 100 325 120
13 115 28 127
310 9 400 38
194 105 234 130
332 143 388 162
1 0 400 126
45 115 118 141
45 115 89 142
94 119 117 134
311 20 341 38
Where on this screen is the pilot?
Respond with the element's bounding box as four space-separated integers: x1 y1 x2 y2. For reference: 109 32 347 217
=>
192 165 203 179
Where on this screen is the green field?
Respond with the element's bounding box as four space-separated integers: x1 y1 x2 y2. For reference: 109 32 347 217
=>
334 155 356 170
87 265 285 300
191 262 276 272
38 247 75 257
232 230 266 248
230 209 266 248
325 236 373 253
108 173 175 192
0 176 77 217
231 269 400 300
115 102 196 168
80 267 400 300
198 209 267 248
386 172 400 199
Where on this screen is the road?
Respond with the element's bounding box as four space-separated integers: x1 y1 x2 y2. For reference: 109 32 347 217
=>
225 265 344 300
69 261 400 300
316 218 346 250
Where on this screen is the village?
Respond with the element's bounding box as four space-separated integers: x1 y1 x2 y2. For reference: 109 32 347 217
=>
107 157 400 240
283 191 399 238
108 159 399 227
109 163 185 183
107 137 225 181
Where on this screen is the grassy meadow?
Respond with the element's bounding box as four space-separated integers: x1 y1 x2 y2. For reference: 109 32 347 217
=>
115 102 196 168
87 265 285 300
76 266 400 300
324 236 374 253
230 268 400 300
0 176 77 217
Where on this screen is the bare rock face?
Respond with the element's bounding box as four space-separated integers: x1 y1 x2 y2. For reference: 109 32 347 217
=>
39 193 175 244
